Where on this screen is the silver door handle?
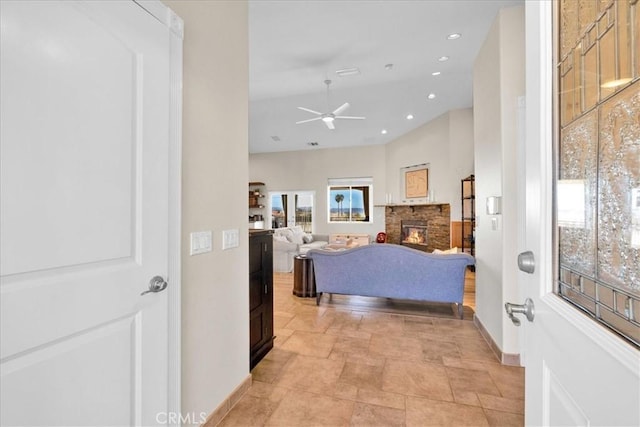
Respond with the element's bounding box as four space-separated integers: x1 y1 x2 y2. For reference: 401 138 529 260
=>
505 298 535 326
141 275 168 296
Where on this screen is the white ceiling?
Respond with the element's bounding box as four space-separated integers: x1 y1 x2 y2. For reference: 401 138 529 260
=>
249 0 522 154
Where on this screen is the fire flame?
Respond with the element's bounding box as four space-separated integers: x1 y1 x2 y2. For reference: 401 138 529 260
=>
404 229 426 244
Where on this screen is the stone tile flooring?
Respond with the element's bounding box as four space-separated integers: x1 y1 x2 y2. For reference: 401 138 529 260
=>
219 272 524 426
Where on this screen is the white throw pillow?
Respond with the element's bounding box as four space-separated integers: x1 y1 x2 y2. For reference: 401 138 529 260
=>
289 227 306 245
433 247 459 254
273 234 289 243
280 228 295 243
302 234 314 244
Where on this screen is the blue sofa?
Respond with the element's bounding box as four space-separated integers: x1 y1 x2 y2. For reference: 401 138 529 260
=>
307 244 475 318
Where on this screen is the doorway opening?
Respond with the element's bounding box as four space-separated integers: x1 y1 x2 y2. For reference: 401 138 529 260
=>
269 191 315 232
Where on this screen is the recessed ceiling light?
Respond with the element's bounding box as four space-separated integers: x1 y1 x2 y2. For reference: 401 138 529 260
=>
427 93 436 100
447 33 462 40
307 141 319 146
438 56 449 62
270 135 281 142
381 129 388 134
384 63 394 70
335 67 360 77
432 71 441 76
406 114 414 120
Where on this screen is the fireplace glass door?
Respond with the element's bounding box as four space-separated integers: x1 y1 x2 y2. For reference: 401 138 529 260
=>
400 221 429 251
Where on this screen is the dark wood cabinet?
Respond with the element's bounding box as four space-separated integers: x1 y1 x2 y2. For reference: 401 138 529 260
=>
249 229 273 369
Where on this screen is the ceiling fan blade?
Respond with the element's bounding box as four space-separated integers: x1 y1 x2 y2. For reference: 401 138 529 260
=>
325 120 335 130
335 115 366 120
296 117 323 124
297 106 322 115
332 102 350 115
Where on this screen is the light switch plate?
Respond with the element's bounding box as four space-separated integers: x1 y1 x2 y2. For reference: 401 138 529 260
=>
222 229 240 250
190 231 212 255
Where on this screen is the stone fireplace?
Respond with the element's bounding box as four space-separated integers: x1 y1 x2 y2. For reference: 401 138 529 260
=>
384 204 450 252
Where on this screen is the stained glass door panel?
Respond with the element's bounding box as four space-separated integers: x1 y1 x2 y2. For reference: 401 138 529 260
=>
556 0 640 347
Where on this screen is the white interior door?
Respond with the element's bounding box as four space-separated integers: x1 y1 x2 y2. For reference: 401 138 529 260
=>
0 1 177 425
519 2 640 425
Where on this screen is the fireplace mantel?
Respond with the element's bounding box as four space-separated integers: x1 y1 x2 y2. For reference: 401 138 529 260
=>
375 203 448 207
376 202 447 213
384 204 450 252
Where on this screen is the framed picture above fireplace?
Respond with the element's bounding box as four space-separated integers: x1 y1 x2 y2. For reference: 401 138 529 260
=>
401 163 429 200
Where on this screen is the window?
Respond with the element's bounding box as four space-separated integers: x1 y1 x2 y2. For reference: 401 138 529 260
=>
328 178 372 223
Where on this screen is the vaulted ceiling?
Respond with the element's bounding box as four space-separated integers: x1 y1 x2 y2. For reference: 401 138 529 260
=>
249 0 523 154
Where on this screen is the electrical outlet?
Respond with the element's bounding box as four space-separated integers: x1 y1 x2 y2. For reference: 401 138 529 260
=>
190 231 212 255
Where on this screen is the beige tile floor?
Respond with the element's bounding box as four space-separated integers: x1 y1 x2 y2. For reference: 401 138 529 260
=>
219 272 524 427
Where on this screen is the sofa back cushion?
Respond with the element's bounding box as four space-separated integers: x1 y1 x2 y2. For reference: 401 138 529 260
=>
274 226 309 245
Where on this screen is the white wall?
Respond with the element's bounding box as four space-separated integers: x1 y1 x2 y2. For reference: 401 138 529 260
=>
250 145 387 237
385 109 475 222
473 5 525 356
164 0 250 422
499 6 525 356
449 108 476 216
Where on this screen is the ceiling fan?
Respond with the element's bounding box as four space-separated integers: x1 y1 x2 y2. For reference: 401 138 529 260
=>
295 79 365 130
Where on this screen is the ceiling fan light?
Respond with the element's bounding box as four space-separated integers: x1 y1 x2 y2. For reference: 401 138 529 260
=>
322 116 334 123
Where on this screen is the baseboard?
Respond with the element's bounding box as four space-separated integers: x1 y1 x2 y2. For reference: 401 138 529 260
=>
473 315 521 366
202 374 252 427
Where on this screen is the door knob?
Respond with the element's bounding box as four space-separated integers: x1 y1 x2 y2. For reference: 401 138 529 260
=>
141 275 168 296
505 298 535 326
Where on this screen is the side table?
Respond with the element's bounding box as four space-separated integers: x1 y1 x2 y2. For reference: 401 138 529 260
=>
293 255 316 297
